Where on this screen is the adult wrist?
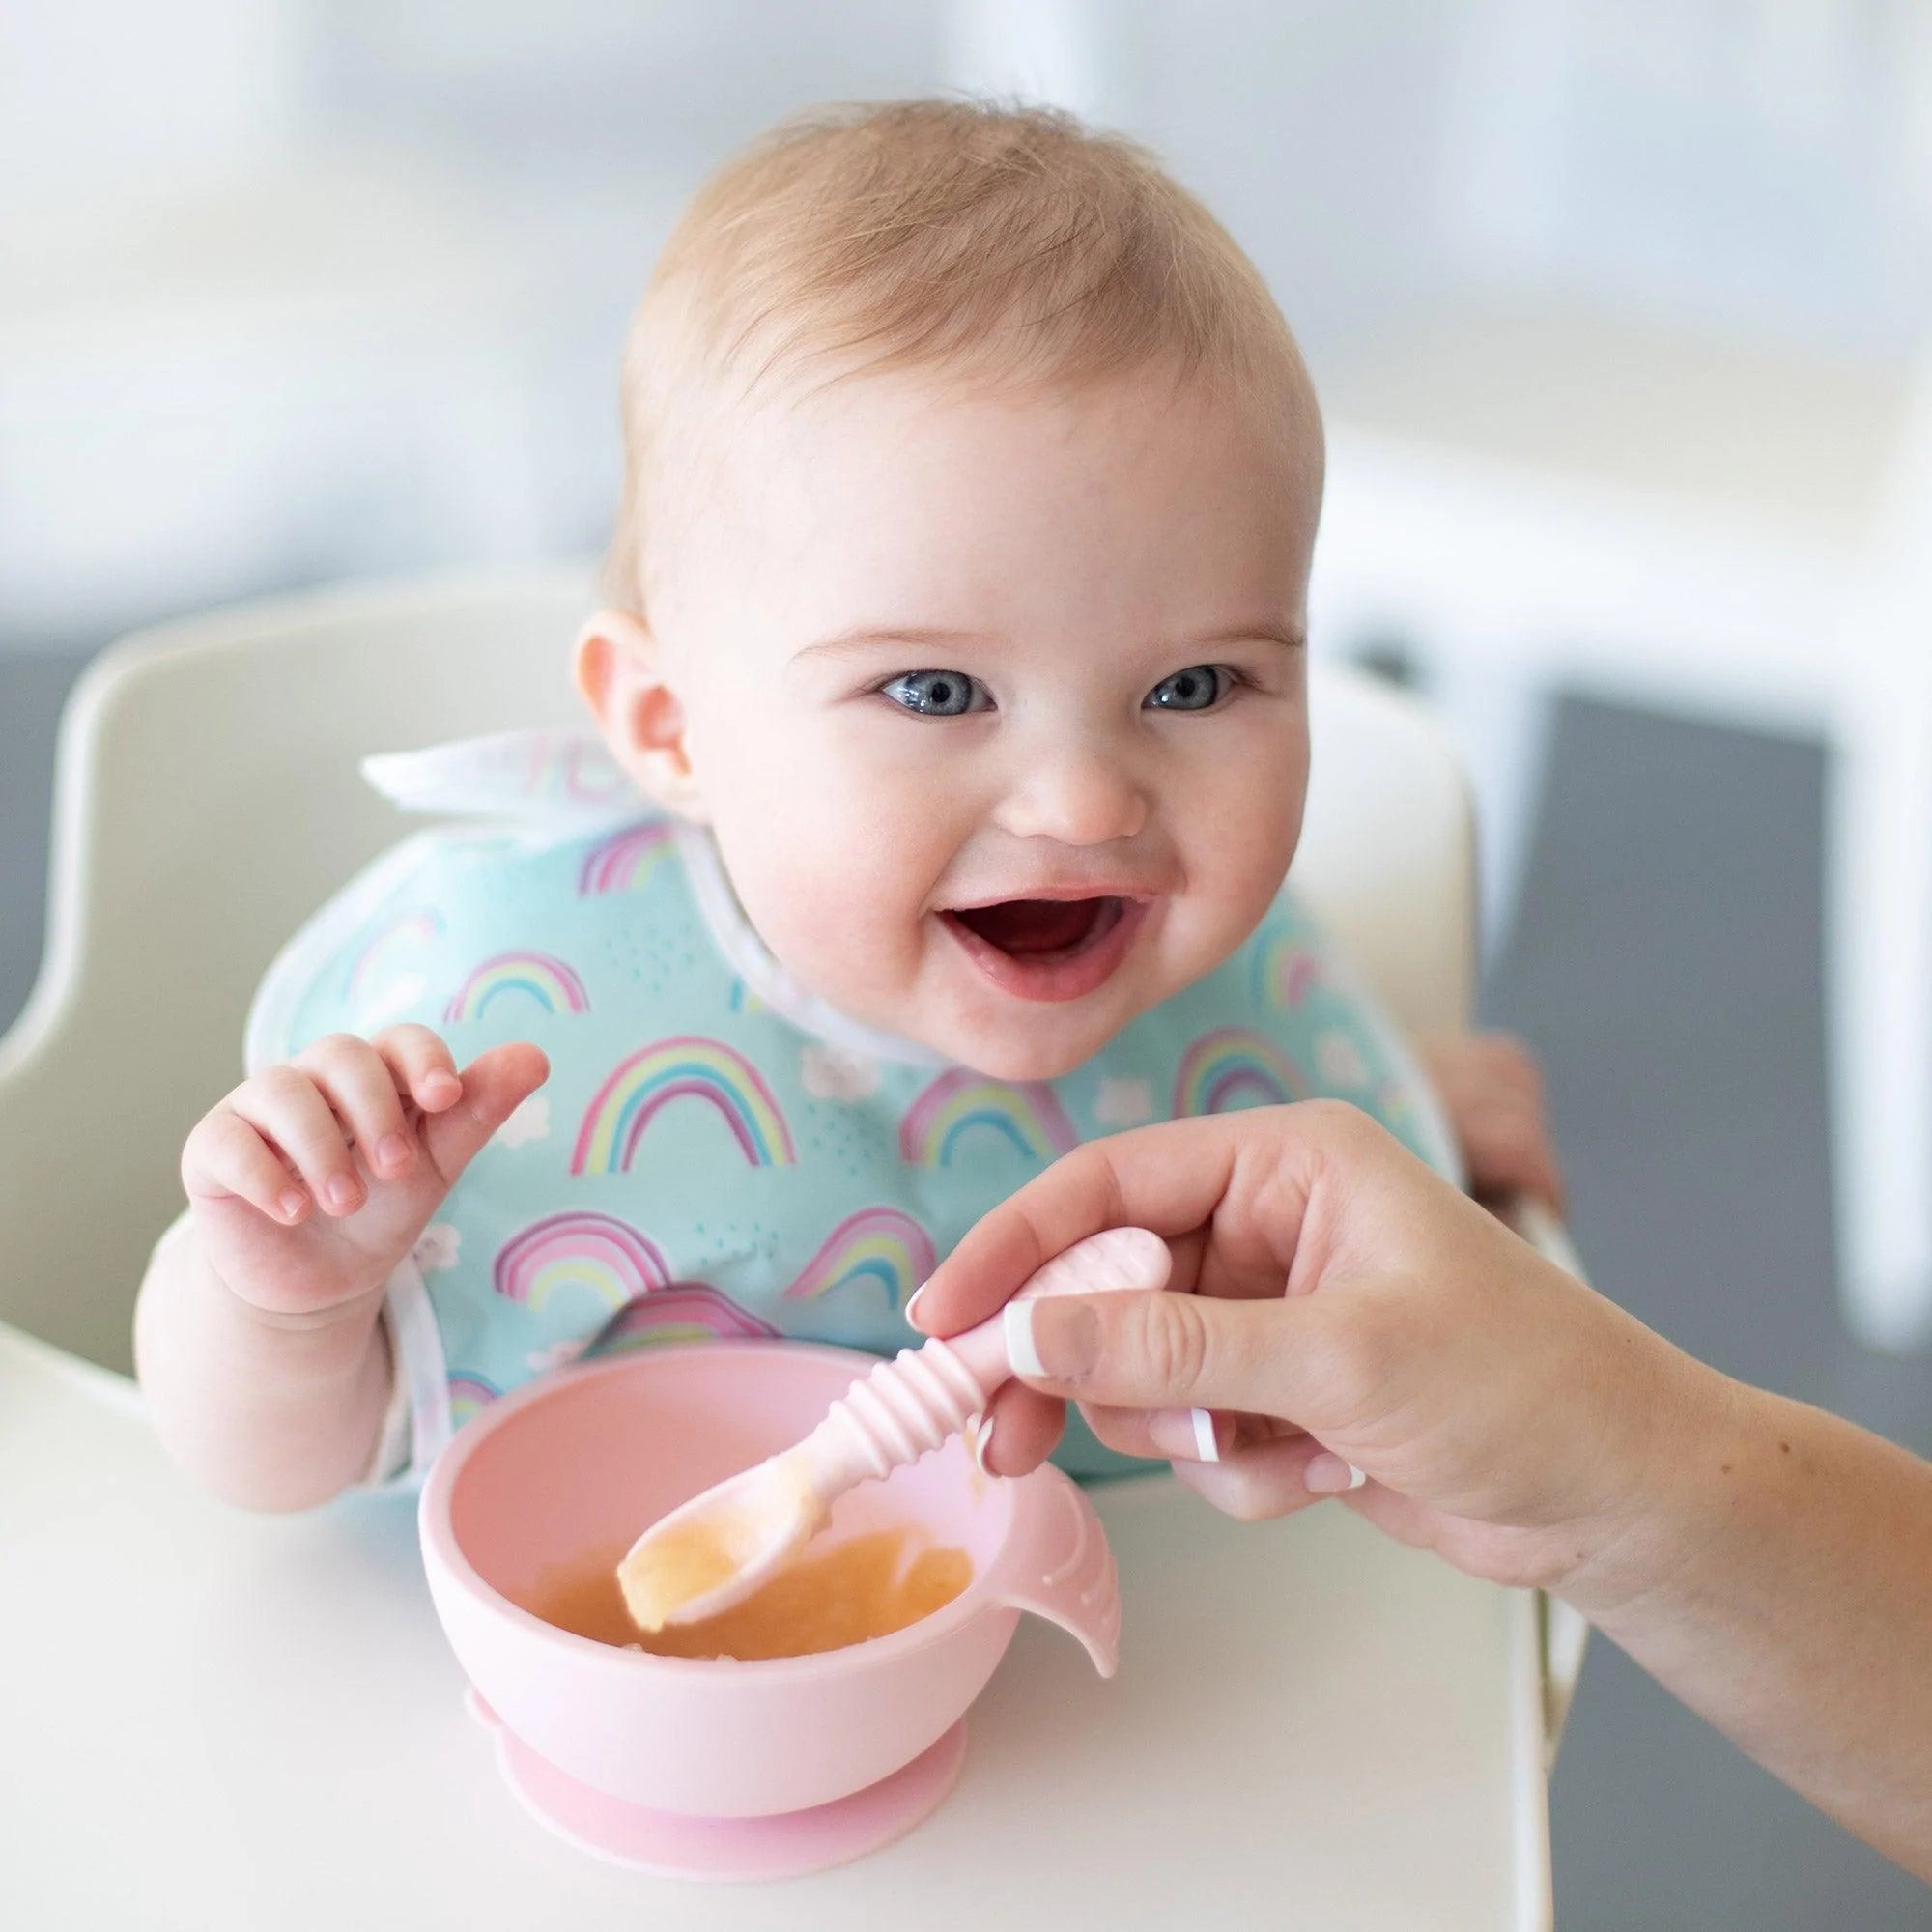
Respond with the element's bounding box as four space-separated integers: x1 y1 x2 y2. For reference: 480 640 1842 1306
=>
1549 1341 1750 1624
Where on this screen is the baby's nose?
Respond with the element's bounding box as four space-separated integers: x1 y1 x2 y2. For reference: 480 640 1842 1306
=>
993 743 1149 847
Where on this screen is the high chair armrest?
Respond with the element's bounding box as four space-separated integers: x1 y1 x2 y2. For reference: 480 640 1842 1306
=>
1499 1190 1592 1767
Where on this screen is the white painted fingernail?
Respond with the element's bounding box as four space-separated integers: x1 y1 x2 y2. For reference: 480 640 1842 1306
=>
1191 1407 1220 1463
1003 1301 1044 1378
904 1280 930 1325
968 1411 995 1478
1305 1451 1369 1494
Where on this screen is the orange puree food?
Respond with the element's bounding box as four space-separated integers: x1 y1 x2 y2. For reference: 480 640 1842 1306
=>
529 1529 972 1661
614 1513 751 1632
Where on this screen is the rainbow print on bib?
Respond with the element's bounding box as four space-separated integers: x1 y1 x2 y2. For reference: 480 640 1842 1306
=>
572 1036 796 1172
1174 1027 1310 1116
898 1069 1079 1168
448 1372 501 1426
784 1208 937 1312
1253 927 1321 1009
520 733 634 808
494 1211 672 1312
585 1285 781 1354
445 951 590 1023
578 819 677 896
345 907 443 1002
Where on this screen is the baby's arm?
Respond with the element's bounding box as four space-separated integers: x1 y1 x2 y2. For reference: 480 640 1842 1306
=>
136 1218 396 1511
1416 1029 1565 1209
134 1026 546 1511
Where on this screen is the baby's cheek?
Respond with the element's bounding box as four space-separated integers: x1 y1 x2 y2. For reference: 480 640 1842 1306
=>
750 838 922 997
1176 770 1304 963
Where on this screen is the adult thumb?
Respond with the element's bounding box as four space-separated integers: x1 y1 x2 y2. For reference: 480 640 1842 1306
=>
1005 1286 1319 1423
423 1043 550 1184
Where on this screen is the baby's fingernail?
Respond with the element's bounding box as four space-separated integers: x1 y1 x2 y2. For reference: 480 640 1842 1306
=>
1305 1452 1368 1494
1148 1407 1222 1463
421 1071 460 1105
278 1189 307 1221
325 1175 360 1212
376 1133 412 1172
1004 1298 1100 1381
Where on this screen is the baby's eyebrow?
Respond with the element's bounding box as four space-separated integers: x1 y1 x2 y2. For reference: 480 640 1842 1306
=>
792 618 1305 662
793 624 997 662
1187 622 1305 652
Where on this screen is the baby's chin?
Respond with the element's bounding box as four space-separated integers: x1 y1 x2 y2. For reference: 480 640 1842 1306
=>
941 1037 1098 1084
899 997 1146 1085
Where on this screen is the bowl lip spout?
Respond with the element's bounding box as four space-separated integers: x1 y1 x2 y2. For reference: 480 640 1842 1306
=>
416 1340 1028 1681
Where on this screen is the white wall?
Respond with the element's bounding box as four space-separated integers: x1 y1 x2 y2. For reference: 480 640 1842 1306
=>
1 0 1925 654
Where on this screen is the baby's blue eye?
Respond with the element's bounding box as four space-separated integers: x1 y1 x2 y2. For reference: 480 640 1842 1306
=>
880 669 990 717
1144 665 1228 712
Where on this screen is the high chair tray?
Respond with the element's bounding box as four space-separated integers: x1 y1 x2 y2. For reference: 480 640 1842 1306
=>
1 1320 1551 1929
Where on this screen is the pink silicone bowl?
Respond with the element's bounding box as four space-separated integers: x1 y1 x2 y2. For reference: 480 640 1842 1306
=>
418 1341 1120 1820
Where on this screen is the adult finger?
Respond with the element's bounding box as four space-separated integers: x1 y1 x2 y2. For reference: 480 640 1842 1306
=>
971 1380 1065 1477
1081 1402 1305 1465
1171 1431 1347 1521
911 1109 1317 1338
1005 1285 1338 1423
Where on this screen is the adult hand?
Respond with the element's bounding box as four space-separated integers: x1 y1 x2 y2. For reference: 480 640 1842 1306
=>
912 1100 1696 1605
916 1101 1932 1878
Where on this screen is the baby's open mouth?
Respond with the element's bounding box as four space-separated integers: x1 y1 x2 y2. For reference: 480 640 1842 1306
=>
938 895 1147 1004
948 896 1124 959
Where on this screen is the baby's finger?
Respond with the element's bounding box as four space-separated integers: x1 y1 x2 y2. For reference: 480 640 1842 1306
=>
972 1379 1065 1477
421 1043 551 1185
228 1067 364 1217
1477 1032 1544 1102
372 1024 463 1111
1468 1104 1566 1212
183 1108 311 1223
294 1034 414 1180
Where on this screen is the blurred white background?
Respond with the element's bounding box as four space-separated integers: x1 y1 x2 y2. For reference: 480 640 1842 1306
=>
5 0 1926 648
5 7 1932 1918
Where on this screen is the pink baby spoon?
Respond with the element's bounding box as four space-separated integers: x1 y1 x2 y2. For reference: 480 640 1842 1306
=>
615 1225 1172 1633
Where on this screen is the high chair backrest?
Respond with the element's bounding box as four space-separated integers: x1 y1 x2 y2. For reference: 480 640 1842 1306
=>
0 573 1474 1375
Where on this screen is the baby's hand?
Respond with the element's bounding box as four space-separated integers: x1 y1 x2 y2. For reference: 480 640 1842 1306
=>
181 1026 548 1319
1416 1030 1565 1212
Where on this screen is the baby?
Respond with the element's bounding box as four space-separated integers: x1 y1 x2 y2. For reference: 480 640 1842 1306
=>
135 100 1561 1508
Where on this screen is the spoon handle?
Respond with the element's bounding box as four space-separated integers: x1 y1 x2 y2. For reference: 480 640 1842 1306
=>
795 1225 1171 1495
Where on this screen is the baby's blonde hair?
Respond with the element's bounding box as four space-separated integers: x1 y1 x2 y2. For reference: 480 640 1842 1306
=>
605 97 1315 611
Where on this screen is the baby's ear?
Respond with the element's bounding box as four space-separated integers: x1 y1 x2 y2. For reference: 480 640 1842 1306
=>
573 610 708 822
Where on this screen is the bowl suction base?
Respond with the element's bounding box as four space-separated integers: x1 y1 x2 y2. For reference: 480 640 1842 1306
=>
466 1690 967 1881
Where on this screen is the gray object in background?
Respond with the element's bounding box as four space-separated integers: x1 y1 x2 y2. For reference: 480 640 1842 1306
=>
1483 698 1931 1928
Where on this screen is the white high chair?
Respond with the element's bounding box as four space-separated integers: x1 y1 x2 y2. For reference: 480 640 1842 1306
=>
0 572 1583 1929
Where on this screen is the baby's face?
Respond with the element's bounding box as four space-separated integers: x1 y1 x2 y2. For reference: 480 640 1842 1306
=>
596 366 1319 1082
